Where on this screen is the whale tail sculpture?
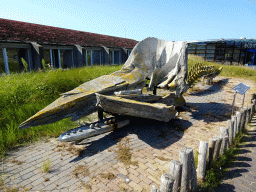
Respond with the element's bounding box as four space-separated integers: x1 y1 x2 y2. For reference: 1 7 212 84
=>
19 37 188 141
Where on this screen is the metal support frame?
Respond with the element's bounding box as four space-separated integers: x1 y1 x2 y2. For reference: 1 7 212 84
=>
98 110 104 121
85 50 88 66
112 51 114 65
100 50 102 66
90 50 93 66
49 49 53 69
119 51 121 64
2 48 9 74
26 48 32 71
58 49 61 68
71 50 74 68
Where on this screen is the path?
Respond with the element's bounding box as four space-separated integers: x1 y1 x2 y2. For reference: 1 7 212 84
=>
0 76 255 192
217 116 256 192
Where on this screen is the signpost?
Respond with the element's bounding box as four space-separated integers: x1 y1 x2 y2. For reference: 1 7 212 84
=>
231 83 250 115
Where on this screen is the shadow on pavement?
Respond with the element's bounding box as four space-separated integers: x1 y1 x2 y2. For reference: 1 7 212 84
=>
70 117 192 163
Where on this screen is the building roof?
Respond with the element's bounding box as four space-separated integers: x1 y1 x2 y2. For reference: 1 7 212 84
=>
0 18 138 49
188 38 256 44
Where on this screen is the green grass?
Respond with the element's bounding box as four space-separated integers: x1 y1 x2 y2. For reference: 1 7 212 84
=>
0 65 122 156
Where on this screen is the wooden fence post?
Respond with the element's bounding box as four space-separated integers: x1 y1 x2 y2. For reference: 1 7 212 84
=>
252 99 256 114
189 148 197 191
179 148 189 192
231 116 237 139
242 107 248 130
244 107 250 125
170 160 182 192
220 127 229 154
236 111 242 133
227 120 234 145
207 138 217 167
240 109 245 131
197 141 208 180
213 136 222 161
249 104 253 122
160 173 174 192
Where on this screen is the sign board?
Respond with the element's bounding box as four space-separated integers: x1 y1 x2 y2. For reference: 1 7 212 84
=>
232 83 250 95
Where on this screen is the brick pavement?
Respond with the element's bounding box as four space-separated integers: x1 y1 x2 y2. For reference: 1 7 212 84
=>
0 77 255 192
217 116 256 192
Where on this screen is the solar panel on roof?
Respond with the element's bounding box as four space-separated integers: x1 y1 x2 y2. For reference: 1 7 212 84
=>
232 83 250 95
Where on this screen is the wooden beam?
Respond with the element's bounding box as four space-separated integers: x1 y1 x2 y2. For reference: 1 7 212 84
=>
96 93 177 122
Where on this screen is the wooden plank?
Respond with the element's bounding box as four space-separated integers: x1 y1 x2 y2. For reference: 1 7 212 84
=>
95 93 177 122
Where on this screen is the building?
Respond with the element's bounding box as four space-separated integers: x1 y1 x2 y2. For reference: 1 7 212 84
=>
188 38 256 65
0 18 138 74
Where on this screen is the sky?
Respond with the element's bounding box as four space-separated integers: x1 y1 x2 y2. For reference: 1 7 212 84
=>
0 0 256 42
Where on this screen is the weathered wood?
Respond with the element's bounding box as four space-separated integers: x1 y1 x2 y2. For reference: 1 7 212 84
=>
231 116 237 139
179 148 189 192
58 117 130 142
160 173 174 192
240 109 245 132
179 147 196 192
170 160 182 192
249 104 253 122
156 93 186 107
197 141 208 179
207 138 217 167
244 107 250 125
235 111 242 133
252 99 256 115
117 94 162 103
189 148 197 191
227 120 234 145
213 136 222 161
220 127 229 154
223 136 229 152
96 93 177 122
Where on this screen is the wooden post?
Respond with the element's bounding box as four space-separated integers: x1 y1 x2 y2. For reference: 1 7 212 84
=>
242 107 248 130
245 107 250 125
213 136 222 161
240 109 245 132
236 111 242 133
249 104 253 122
160 174 174 192
231 116 237 139
207 138 217 167
179 148 189 192
170 160 182 192
197 141 208 180
220 127 229 154
227 120 234 145
188 148 197 191
252 99 256 114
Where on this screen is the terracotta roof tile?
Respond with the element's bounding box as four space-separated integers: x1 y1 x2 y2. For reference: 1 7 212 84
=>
0 18 138 48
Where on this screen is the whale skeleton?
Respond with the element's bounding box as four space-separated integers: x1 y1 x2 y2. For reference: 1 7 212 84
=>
19 37 188 142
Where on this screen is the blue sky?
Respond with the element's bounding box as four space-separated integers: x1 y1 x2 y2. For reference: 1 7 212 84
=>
1 0 255 42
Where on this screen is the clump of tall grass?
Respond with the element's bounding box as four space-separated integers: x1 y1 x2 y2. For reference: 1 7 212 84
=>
0 65 122 156
21 58 28 72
